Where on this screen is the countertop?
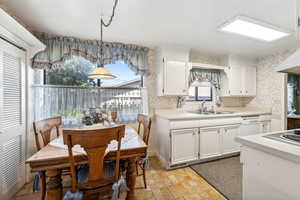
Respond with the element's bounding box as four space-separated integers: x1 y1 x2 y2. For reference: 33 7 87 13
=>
287 114 300 119
155 107 272 120
236 130 300 164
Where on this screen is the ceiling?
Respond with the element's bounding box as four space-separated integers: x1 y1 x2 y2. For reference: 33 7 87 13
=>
2 0 300 58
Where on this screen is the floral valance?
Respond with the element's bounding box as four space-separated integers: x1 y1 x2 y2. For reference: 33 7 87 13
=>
31 33 150 75
189 68 221 89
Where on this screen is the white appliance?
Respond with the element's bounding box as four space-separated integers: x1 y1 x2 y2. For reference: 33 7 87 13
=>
240 116 263 136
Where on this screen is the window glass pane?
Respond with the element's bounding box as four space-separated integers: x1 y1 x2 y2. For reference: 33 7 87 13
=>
101 61 141 87
198 85 212 100
188 81 213 101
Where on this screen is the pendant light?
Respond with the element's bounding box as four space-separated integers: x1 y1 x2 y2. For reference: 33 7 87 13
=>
88 0 118 82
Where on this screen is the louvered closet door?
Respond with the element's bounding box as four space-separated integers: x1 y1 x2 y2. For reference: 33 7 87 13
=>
0 38 26 200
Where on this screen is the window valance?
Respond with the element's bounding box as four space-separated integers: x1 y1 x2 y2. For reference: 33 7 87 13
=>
189 68 221 89
31 33 150 75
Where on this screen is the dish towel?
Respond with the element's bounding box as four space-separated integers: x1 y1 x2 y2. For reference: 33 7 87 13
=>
63 190 83 200
142 156 150 169
112 176 129 200
32 171 44 192
63 176 128 200
64 164 129 200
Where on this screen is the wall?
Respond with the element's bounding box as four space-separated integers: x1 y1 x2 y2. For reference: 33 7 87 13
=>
247 49 298 131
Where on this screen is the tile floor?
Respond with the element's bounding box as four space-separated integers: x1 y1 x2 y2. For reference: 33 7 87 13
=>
13 157 226 200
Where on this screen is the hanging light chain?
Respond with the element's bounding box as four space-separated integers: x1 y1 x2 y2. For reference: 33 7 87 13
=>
100 0 119 66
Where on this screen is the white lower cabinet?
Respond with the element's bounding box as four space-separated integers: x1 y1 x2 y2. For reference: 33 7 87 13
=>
157 115 270 169
199 125 240 160
199 127 222 159
222 125 240 154
171 128 199 165
170 125 241 165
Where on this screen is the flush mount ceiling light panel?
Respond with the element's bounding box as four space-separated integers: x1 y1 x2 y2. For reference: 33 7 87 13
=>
218 16 291 42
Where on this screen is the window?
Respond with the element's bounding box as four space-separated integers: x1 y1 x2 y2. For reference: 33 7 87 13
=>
34 56 144 123
188 81 212 101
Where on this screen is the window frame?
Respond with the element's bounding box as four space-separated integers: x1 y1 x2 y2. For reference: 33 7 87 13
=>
187 86 213 102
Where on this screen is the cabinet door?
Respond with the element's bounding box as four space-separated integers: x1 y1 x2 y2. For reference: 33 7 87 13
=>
164 60 188 96
171 128 199 165
222 125 240 154
228 66 243 96
243 66 256 96
199 127 222 159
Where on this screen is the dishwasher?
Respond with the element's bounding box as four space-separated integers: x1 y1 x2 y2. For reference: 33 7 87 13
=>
240 116 263 136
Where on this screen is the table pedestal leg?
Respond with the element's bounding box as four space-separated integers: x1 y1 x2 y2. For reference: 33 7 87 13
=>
46 169 62 200
126 157 137 200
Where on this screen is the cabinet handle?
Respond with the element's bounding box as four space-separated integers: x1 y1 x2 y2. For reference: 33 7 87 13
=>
246 90 248 93
183 89 186 92
240 91 242 93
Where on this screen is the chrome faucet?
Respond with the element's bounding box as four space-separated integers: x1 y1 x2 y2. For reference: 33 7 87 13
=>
176 96 185 108
200 100 207 113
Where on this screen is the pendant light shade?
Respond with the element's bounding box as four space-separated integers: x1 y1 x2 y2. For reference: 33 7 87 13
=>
88 66 116 79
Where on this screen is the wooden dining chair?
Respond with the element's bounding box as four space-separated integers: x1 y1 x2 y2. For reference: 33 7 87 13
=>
136 114 152 189
33 116 62 200
63 125 125 199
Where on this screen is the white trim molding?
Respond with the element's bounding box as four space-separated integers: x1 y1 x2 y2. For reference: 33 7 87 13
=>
0 8 45 57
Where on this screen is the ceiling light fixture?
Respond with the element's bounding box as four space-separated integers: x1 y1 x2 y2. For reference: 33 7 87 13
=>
88 0 118 85
218 16 290 42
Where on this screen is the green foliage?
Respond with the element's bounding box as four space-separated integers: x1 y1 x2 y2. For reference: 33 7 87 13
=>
45 56 96 86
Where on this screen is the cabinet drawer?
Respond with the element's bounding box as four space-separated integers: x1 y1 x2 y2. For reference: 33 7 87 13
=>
199 117 242 128
170 120 200 129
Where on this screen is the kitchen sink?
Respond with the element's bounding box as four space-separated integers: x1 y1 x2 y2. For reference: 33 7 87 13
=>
189 111 235 115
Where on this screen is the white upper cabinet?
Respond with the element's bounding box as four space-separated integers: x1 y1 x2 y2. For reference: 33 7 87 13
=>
156 46 190 96
243 65 256 96
163 60 189 95
220 55 256 97
228 65 244 95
